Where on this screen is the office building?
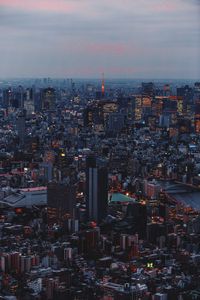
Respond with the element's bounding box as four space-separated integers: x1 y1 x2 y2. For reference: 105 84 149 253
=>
41 87 56 110
86 156 108 222
126 202 147 238
47 182 76 225
108 112 125 133
16 110 26 145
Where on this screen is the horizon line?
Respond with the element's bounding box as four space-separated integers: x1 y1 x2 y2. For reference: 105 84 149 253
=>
0 77 199 81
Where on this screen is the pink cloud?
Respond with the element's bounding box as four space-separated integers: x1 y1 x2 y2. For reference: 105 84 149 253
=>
83 43 148 57
153 2 178 12
104 66 140 75
88 43 129 55
0 0 77 13
60 42 133 56
60 41 148 58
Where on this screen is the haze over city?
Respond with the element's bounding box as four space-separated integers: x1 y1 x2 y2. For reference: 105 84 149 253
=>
0 0 200 78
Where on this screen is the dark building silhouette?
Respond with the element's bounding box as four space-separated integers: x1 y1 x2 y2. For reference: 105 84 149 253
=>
126 202 147 238
2 88 12 108
41 87 56 110
86 156 108 223
142 82 155 97
47 182 76 225
16 85 24 109
195 98 200 133
107 112 125 133
177 85 194 112
163 98 177 114
79 228 100 253
16 110 26 145
177 117 191 134
147 223 166 244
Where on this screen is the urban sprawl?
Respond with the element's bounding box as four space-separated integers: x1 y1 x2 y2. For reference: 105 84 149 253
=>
0 78 200 300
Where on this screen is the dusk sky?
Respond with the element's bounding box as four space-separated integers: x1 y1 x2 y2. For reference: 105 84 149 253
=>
0 0 199 79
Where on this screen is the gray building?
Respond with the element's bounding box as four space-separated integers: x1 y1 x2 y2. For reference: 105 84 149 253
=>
16 110 26 145
86 157 108 223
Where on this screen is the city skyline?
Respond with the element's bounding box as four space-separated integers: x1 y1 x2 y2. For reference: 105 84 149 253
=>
0 0 199 79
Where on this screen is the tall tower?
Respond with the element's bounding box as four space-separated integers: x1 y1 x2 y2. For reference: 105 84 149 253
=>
47 182 76 225
16 110 26 145
41 87 56 110
86 156 108 223
101 73 105 98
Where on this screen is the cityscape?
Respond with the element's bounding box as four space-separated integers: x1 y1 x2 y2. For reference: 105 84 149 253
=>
0 0 200 299
0 78 200 300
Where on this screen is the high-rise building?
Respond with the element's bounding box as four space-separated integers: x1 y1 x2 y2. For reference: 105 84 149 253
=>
47 182 76 225
2 88 12 108
195 98 200 133
41 87 56 110
152 96 164 117
163 84 171 96
86 156 108 223
0 254 11 273
134 96 142 121
16 110 26 145
79 227 100 253
108 112 125 133
126 202 147 238
16 85 24 108
142 82 155 97
10 252 20 272
24 88 34 115
163 97 177 114
147 223 166 244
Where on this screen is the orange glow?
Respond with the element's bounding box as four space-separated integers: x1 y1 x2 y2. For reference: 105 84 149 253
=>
15 208 23 214
142 97 151 107
195 119 200 133
102 73 105 95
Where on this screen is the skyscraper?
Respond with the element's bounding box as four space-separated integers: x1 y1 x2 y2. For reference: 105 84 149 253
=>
86 156 108 223
17 85 24 109
24 88 34 115
126 202 147 238
195 97 200 133
2 88 12 109
41 87 56 110
47 182 76 225
16 110 26 145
